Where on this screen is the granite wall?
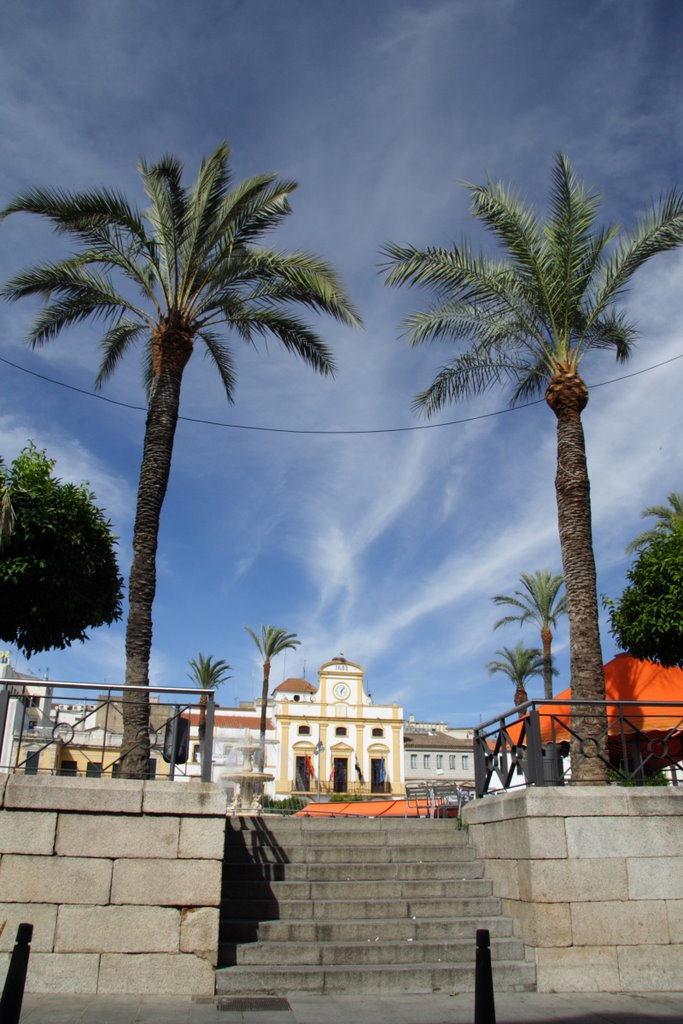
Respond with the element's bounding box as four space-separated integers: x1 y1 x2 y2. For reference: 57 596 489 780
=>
0 775 226 995
463 786 683 992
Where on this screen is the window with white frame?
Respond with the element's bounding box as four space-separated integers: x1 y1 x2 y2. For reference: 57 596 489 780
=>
449 754 456 770
436 754 443 769
410 754 417 769
462 754 469 770
423 754 431 769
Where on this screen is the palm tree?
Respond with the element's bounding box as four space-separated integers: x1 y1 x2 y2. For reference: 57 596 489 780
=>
383 154 683 782
493 570 567 700
1 143 360 777
487 642 545 707
246 625 301 775
188 652 232 741
626 490 683 554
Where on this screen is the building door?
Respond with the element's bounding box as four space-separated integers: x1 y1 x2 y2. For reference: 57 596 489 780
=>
295 755 311 791
333 757 348 793
371 757 387 793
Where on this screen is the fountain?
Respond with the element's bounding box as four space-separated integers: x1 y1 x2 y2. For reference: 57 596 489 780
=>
220 733 274 813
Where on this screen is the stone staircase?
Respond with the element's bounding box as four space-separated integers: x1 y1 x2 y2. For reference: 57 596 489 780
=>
215 814 535 995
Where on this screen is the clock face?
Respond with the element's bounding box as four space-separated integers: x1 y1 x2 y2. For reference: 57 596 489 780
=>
333 682 350 700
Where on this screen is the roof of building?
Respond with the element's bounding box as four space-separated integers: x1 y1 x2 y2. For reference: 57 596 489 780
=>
273 678 318 694
187 711 274 729
404 732 473 750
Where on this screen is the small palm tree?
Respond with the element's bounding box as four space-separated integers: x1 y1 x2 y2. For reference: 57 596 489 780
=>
487 642 545 707
383 154 683 782
626 491 683 554
1 143 359 777
493 570 567 700
188 653 232 738
245 625 301 774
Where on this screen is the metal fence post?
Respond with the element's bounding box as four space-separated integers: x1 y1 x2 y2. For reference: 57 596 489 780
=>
474 928 496 1024
201 691 215 783
526 708 546 787
0 922 33 1024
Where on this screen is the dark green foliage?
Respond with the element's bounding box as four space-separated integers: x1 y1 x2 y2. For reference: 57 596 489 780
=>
260 794 306 814
607 524 683 668
0 444 123 656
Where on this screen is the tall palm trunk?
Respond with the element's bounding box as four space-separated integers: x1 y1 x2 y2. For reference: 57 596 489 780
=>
546 370 608 784
120 329 192 778
258 659 271 773
514 683 529 707
540 625 553 701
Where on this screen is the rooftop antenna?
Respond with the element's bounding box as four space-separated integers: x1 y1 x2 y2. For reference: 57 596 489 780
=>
302 660 307 680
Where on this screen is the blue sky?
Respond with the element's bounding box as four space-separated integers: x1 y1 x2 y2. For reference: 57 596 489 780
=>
2 0 683 724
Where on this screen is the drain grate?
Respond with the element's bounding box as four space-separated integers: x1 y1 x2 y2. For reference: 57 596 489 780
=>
217 996 291 1012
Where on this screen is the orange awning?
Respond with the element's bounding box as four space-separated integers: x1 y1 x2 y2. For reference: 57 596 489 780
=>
294 798 433 817
538 654 683 743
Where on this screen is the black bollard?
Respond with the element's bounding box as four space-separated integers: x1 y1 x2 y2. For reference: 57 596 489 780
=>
474 927 496 1024
0 922 33 1024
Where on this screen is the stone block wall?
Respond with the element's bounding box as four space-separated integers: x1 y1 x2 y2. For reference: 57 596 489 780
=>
462 786 683 993
0 775 226 995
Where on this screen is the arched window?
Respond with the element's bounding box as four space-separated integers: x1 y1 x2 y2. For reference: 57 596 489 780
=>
335 726 347 736
372 727 384 737
298 725 310 735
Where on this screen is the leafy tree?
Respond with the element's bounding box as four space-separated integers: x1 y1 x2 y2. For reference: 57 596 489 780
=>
0 444 123 656
245 625 301 775
606 522 683 668
1 143 359 776
493 570 567 700
487 641 544 707
383 154 683 782
626 490 683 554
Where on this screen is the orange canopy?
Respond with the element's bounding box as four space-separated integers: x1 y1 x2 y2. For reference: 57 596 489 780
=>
294 798 432 818
538 654 683 743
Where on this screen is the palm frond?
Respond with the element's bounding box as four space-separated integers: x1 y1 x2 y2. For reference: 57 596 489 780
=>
197 329 237 403
139 153 187 303
233 309 336 377
593 188 683 316
0 186 146 242
95 321 148 388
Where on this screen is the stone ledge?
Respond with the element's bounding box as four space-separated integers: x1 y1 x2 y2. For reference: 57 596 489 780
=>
56 813 179 859
535 945 620 993
5 776 143 814
0 855 113 904
0 810 56 855
97 953 215 994
179 816 226 859
24 953 100 994
0 903 58 952
55 905 180 953
617 944 683 991
111 858 222 906
142 781 227 816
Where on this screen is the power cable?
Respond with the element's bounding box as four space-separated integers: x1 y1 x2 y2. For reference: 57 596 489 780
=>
0 351 681 436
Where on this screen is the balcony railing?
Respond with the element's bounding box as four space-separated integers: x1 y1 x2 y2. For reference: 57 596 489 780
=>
290 779 393 798
0 678 214 782
474 699 683 797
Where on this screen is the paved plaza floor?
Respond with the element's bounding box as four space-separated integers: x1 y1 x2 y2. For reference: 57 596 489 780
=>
19 990 683 1024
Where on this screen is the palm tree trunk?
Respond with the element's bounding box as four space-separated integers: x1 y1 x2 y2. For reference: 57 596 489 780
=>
546 371 608 784
120 329 191 778
514 683 529 707
540 626 553 701
258 660 271 776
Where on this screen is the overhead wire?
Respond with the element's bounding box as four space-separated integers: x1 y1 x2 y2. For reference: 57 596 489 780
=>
0 350 681 436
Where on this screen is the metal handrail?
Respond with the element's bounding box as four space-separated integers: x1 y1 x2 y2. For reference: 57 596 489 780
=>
474 698 683 796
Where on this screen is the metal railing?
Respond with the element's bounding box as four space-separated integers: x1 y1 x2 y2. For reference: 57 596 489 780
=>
291 779 393 798
474 699 683 797
0 678 214 782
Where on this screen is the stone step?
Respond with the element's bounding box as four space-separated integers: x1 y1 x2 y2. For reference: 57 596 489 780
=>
223 843 476 865
221 894 502 922
227 825 469 848
220 913 515 945
215 960 536 995
224 859 484 882
231 815 460 830
220 877 492 901
229 935 526 966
